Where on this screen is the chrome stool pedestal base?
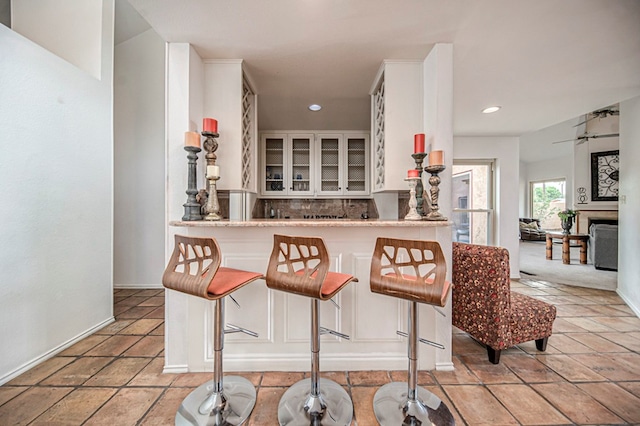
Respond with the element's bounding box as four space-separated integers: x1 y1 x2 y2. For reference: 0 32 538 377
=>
278 378 353 426
373 382 454 426
176 376 256 426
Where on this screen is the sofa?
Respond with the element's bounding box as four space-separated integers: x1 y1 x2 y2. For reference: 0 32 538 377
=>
452 242 557 364
589 224 618 271
519 218 546 241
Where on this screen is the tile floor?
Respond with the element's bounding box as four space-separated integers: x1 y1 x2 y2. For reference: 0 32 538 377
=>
2 279 640 425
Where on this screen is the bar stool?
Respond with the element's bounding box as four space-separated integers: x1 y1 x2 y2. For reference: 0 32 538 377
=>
265 234 358 425
162 235 264 426
369 237 455 426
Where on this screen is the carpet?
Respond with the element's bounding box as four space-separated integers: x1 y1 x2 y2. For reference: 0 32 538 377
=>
518 240 617 291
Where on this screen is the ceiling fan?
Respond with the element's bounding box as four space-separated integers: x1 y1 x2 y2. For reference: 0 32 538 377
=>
552 132 620 145
573 106 619 127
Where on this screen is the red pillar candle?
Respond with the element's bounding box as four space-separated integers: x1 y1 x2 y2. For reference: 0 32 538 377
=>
203 118 218 133
414 133 425 153
184 131 201 148
408 169 420 178
428 150 444 166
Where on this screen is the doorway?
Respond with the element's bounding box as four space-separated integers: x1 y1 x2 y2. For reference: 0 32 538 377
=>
452 162 494 245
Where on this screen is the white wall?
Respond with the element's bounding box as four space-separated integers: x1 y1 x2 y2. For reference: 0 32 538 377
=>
454 137 520 279
12 0 103 79
113 28 165 288
617 96 640 315
0 1 114 383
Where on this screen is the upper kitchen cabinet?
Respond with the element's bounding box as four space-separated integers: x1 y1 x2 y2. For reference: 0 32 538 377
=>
370 60 423 192
203 60 258 193
260 132 369 198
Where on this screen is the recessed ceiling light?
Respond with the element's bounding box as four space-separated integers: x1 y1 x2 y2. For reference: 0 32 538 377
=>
308 104 322 111
482 106 501 114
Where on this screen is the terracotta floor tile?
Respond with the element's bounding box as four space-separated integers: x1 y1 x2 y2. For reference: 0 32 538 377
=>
424 384 464 426
617 381 640 398
501 355 564 383
0 386 27 406
571 353 640 381
139 296 165 306
552 317 590 333
592 315 640 332
145 306 165 319
116 305 156 319
135 289 165 297
150 322 165 335
348 370 390 386
113 303 133 316
566 332 629 352
129 357 176 387
84 334 143 356
597 332 640 351
532 382 624 424
319 370 348 385
31 387 117 425
350 386 377 425
84 387 163 425
83 357 151 387
58 334 110 356
115 296 149 307
554 304 601 317
115 289 144 296
0 386 73 425
6 356 75 386
563 316 616 332
459 354 523 384
261 371 306 387
171 372 217 387
233 371 263 386
587 304 635 316
487 383 570 425
535 354 606 382
389 369 435 385
122 335 165 357
451 333 486 355
518 339 562 355
443 384 518 424
139 387 191 425
432 356 481 385
248 386 286 425
118 318 164 335
41 356 114 386
545 334 594 354
577 382 640 423
94 319 134 335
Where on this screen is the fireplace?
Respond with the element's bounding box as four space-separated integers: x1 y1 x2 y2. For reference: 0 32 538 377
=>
577 210 618 234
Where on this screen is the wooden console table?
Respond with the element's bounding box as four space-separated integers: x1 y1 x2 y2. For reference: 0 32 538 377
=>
546 232 589 265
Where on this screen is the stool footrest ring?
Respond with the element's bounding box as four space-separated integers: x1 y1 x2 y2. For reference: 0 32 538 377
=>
396 330 444 350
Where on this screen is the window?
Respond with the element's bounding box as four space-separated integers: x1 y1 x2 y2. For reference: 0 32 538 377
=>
530 179 565 230
452 162 494 245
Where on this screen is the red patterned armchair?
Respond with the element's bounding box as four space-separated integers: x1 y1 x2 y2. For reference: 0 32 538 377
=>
452 242 557 364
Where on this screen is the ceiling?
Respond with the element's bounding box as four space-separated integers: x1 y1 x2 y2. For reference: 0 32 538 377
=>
123 0 640 140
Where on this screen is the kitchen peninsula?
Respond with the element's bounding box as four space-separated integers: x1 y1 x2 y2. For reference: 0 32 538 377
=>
164 219 454 375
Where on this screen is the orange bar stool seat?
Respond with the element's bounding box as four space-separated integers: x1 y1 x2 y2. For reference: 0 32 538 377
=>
369 237 455 426
265 234 357 426
162 235 264 426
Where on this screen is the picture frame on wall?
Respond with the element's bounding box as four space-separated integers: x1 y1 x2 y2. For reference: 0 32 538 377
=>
591 150 619 201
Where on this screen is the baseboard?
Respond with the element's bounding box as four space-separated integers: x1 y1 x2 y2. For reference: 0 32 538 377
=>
162 364 189 374
617 289 640 318
0 316 115 386
114 283 164 289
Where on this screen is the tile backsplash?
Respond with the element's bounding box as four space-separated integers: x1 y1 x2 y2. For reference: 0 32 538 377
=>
254 198 378 219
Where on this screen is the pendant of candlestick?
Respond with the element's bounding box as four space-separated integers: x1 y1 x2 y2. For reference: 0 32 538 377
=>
411 152 427 216
424 164 447 221
202 131 220 166
404 177 422 221
182 146 203 221
205 173 221 221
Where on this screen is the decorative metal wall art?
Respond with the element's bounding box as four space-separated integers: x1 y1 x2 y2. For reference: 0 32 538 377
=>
576 187 588 204
591 150 619 201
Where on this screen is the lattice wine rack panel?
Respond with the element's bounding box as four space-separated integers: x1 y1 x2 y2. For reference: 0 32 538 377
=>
373 77 385 190
241 78 255 190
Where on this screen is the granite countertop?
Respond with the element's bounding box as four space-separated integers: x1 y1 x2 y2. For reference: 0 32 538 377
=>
170 219 451 227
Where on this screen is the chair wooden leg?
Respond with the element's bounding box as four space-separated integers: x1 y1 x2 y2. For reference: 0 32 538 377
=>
535 337 549 351
487 346 501 364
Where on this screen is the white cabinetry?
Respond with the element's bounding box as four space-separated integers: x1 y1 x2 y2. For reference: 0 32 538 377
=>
261 132 369 198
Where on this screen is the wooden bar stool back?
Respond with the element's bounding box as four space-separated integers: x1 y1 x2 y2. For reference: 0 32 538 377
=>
369 237 455 426
265 234 357 426
163 235 264 426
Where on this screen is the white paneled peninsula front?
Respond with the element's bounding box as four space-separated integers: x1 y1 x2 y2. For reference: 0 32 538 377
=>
164 220 453 375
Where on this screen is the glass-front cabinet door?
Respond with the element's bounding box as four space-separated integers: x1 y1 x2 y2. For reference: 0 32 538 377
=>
317 134 343 196
288 134 314 196
261 134 287 195
344 134 369 195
